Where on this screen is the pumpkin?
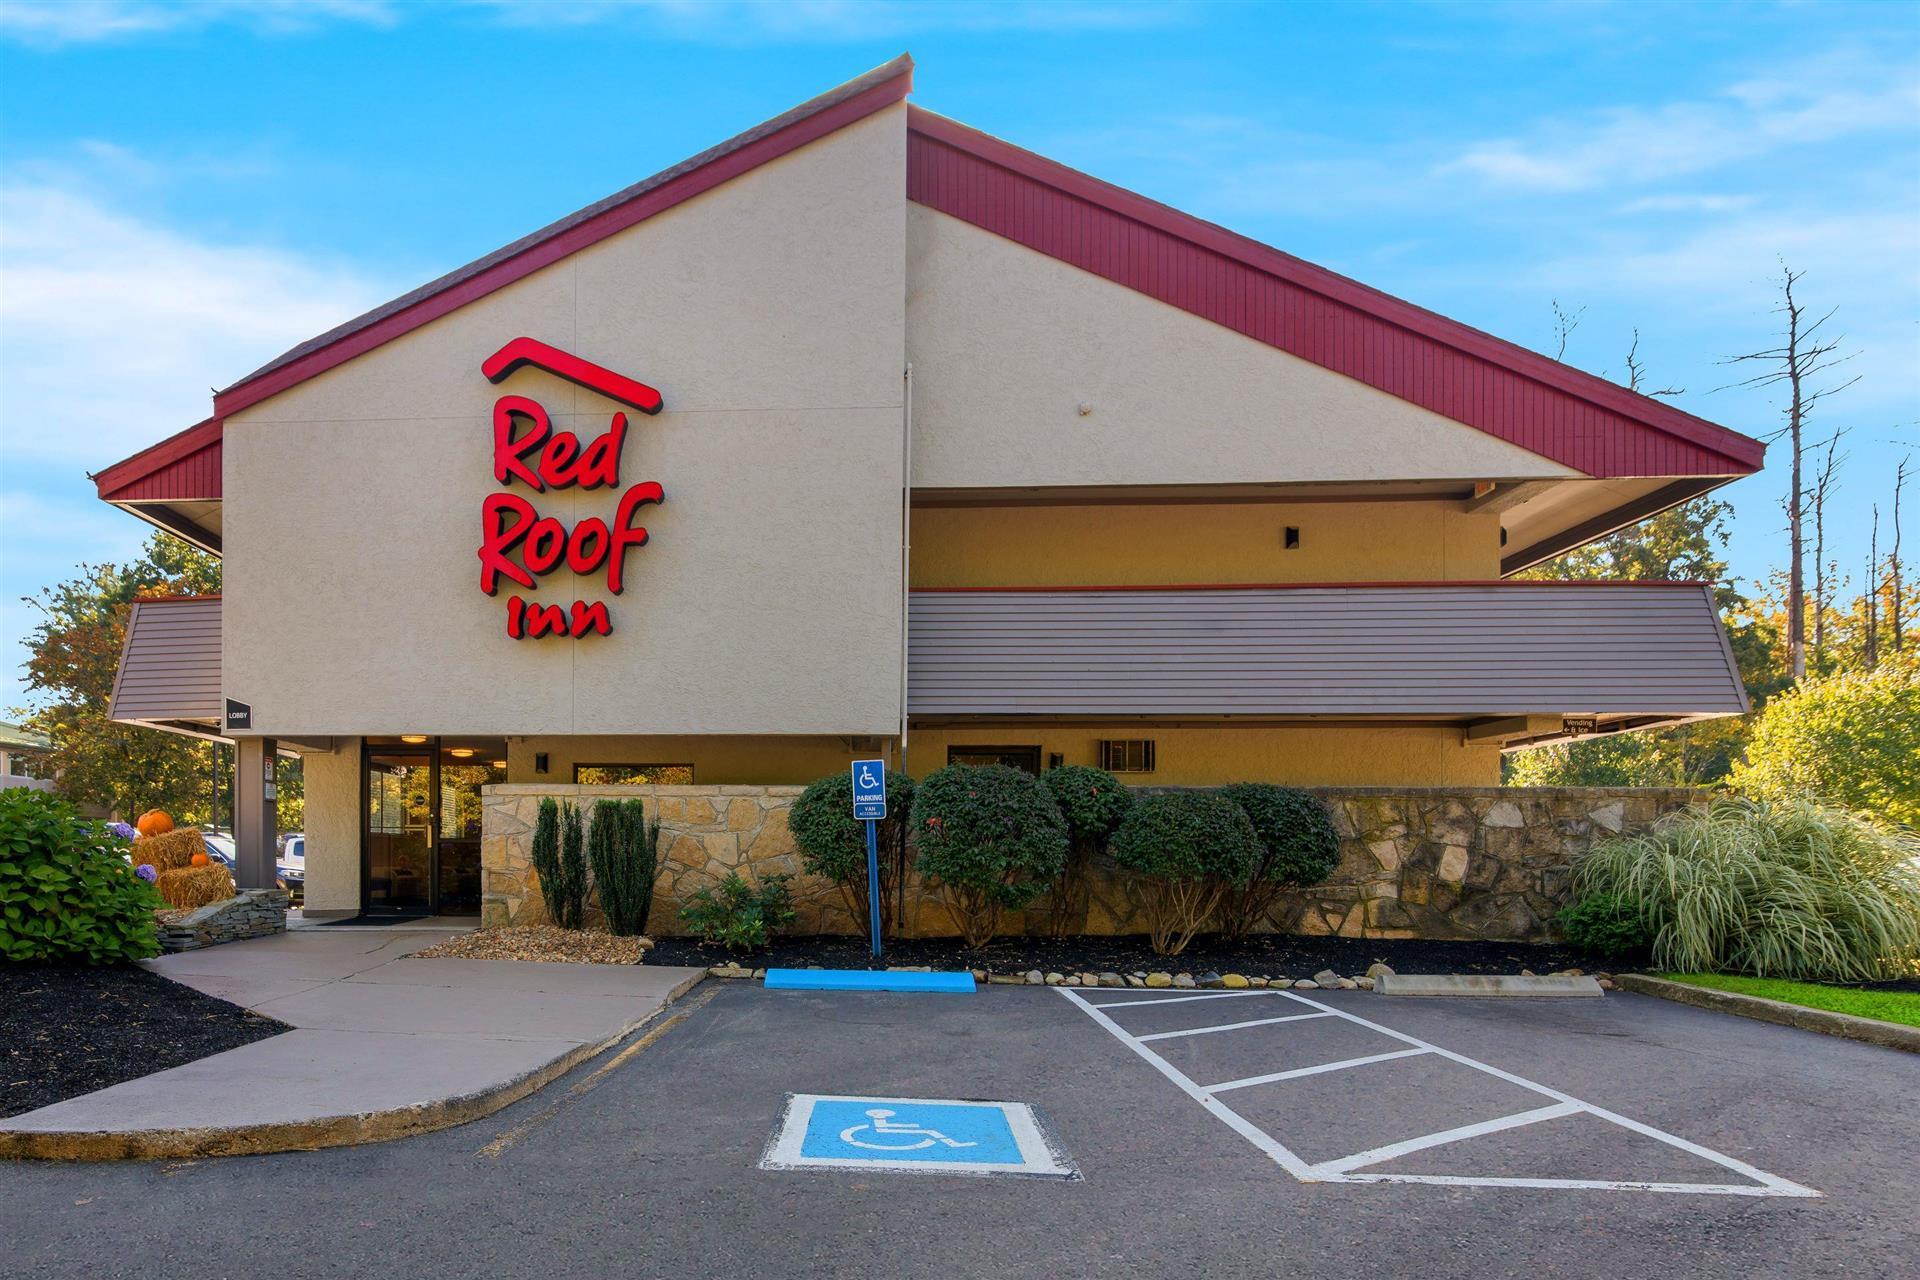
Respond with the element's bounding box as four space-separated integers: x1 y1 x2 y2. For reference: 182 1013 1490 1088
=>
190 852 210 867
136 809 175 838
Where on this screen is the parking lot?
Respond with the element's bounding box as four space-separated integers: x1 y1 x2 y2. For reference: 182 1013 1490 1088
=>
3 982 1915 1279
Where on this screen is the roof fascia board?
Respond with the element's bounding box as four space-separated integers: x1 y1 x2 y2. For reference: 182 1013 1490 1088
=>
906 107 1763 474
93 416 222 499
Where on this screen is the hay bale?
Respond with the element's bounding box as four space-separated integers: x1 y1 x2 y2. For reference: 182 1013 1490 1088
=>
156 862 234 910
135 828 207 871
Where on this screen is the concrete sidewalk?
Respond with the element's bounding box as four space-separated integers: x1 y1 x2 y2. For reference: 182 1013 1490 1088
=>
0 930 703 1160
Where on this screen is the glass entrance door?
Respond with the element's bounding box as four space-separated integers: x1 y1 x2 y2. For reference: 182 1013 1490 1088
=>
365 749 433 913
363 739 507 916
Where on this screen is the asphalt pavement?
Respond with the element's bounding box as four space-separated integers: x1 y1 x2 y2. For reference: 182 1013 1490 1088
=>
2 981 1914 1279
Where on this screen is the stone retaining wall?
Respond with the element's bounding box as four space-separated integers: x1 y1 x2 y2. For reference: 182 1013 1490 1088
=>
156 888 290 952
481 784 1700 942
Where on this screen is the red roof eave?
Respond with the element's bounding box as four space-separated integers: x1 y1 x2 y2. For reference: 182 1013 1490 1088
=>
93 415 223 502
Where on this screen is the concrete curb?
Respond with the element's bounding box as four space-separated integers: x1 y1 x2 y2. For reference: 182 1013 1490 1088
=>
0 970 705 1162
1615 975 1920 1054
1376 973 1602 997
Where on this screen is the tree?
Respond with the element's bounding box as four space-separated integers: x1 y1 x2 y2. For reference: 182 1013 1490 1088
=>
1808 426 1848 669
1730 656 1919 830
16 533 222 822
1719 265 1858 680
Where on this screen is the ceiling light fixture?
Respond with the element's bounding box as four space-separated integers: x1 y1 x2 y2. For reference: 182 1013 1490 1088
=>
449 747 475 759
400 734 428 744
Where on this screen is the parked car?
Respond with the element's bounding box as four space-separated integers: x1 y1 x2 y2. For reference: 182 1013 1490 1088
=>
200 828 236 866
277 834 305 901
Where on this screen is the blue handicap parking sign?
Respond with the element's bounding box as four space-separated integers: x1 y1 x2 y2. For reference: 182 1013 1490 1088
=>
851 758 887 820
760 1094 1077 1178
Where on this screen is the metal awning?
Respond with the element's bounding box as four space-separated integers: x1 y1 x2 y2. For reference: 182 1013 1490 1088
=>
907 582 1748 746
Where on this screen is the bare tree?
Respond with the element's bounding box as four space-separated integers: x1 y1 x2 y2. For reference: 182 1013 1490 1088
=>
1550 299 1587 362
1622 329 1685 398
1720 264 1859 680
1808 426 1849 668
1866 508 1881 670
1893 457 1908 653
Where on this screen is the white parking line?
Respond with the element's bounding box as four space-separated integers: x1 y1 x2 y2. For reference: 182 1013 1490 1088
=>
1136 1012 1333 1042
1090 990 1276 1009
1206 1047 1430 1093
1057 986 1820 1197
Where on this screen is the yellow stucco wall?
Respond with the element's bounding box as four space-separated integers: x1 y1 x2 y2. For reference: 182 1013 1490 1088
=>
299 743 363 916
505 735 896 786
911 499 1502 587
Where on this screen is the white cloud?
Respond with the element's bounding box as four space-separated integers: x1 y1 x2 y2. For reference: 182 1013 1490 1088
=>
0 0 396 47
0 0 1177 47
0 182 389 471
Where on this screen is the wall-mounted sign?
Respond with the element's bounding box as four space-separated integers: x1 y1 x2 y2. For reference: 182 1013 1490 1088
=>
224 699 252 731
476 338 665 639
1562 716 1599 737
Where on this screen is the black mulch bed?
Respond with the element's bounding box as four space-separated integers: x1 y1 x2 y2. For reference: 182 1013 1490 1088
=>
1 964 290 1119
644 933 1601 978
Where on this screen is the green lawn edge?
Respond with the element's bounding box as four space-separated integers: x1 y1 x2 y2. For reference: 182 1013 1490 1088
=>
1659 973 1920 1029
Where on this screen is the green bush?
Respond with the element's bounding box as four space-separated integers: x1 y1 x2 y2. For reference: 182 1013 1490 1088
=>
1732 656 1920 829
0 789 161 964
1555 892 1652 961
1215 783 1340 939
912 764 1068 947
1573 797 1920 981
588 799 660 937
531 797 563 923
1109 791 1262 956
1040 765 1135 938
788 769 915 942
680 872 796 951
556 801 588 929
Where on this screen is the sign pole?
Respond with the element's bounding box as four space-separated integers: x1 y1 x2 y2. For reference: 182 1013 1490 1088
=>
864 818 882 960
850 758 888 961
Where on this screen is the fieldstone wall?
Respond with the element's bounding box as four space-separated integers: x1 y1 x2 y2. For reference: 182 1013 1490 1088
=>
481 784 1701 942
156 889 290 953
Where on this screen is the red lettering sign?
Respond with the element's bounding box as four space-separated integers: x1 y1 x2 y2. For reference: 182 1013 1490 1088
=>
478 340 664 638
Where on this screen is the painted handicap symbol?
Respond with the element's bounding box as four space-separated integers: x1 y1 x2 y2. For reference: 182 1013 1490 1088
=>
857 766 880 791
838 1108 978 1152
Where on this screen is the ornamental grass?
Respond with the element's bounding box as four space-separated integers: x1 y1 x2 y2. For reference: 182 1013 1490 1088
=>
1572 797 1920 982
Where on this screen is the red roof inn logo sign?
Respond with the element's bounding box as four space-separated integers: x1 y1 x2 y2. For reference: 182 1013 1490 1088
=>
477 338 664 639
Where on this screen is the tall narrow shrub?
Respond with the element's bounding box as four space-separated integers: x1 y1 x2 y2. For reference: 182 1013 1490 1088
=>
556 800 588 929
587 800 622 927
613 798 661 936
1215 783 1341 940
530 796 565 925
1040 765 1134 938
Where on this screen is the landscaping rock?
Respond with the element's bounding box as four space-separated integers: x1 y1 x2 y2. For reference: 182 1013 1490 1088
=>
1173 973 1197 989
1599 978 1616 990
1221 974 1250 989
1366 962 1396 980
1313 969 1340 987
1248 976 1268 988
1125 975 1146 988
971 969 989 983
1199 971 1224 988
1045 972 1066 986
1025 970 1046 985
1355 977 1375 990
1099 972 1124 988
1294 980 1318 990
988 974 1025 985
155 889 289 953
1336 978 1359 990
1145 972 1173 988
1272 978 1294 989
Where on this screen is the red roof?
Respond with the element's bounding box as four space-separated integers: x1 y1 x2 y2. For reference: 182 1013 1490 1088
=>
96 53 1762 511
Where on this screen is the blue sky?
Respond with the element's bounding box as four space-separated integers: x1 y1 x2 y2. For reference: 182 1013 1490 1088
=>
1 0 1916 710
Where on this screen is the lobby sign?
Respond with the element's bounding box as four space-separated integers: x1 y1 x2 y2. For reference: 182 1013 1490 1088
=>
476 338 664 639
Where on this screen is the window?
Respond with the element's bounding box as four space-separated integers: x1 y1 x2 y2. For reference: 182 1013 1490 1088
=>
1098 739 1156 773
574 764 695 785
946 746 1042 775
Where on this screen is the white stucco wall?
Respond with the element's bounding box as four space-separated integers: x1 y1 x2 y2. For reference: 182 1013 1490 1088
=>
905 206 1580 490
223 105 908 738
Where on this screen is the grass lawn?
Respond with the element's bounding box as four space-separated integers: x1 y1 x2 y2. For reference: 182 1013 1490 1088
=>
1661 973 1920 1029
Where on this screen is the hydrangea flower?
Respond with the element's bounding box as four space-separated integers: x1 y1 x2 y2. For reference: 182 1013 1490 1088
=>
135 863 158 883
109 821 139 841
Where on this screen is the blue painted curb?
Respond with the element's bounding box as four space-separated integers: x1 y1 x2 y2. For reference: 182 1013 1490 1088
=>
763 968 976 994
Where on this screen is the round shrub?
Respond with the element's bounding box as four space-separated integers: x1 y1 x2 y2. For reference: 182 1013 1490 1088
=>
1216 783 1340 939
0 789 161 964
1039 765 1135 937
788 769 915 940
911 764 1068 947
1731 657 1920 829
1555 892 1652 961
1109 791 1261 955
